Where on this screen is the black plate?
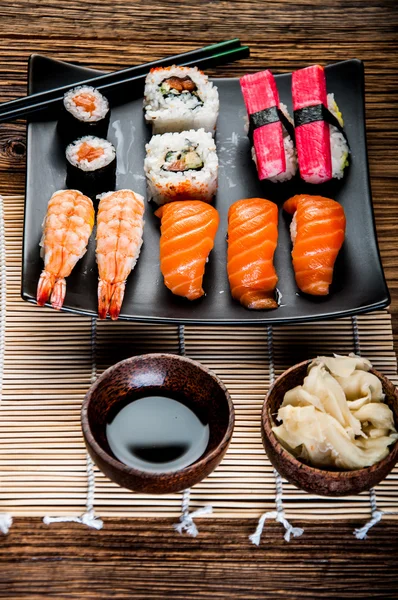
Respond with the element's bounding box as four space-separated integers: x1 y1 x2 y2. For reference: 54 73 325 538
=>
22 55 389 324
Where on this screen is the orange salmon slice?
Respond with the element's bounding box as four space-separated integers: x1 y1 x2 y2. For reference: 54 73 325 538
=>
227 197 279 310
76 142 104 162
73 92 97 113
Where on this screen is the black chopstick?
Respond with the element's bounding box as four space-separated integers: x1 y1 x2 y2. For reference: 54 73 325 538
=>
0 40 249 124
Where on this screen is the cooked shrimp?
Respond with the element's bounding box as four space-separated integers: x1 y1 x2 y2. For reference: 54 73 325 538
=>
36 189 94 310
96 189 145 320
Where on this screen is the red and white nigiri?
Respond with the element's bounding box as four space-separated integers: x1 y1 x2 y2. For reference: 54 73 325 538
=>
292 65 349 184
240 70 297 182
283 194 346 296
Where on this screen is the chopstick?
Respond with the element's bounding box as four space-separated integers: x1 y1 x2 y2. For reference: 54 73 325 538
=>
0 40 249 123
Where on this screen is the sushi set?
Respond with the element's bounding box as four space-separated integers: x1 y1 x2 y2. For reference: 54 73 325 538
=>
22 55 389 324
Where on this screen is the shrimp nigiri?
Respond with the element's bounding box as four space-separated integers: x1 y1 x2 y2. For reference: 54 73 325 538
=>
37 189 94 310
283 194 346 295
96 189 145 320
155 201 219 300
227 198 278 309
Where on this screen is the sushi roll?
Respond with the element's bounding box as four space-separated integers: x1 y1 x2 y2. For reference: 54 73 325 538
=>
65 136 116 199
144 129 218 205
58 85 110 145
144 66 219 134
240 70 297 182
292 65 349 184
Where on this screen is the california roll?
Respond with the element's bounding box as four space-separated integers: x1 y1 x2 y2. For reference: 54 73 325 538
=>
144 66 219 134
144 129 218 205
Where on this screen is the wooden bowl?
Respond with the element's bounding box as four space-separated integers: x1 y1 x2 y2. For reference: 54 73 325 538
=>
262 360 398 497
81 353 234 495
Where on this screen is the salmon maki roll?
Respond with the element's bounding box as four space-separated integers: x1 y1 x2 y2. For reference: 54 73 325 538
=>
283 194 346 295
227 198 278 309
155 201 219 300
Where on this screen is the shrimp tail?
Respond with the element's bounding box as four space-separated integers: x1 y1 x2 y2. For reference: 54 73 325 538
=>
36 270 56 306
98 279 112 320
98 280 126 320
50 278 66 310
109 282 126 321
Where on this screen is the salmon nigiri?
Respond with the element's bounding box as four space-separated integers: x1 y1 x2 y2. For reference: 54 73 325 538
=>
283 194 346 295
227 198 278 309
155 201 219 300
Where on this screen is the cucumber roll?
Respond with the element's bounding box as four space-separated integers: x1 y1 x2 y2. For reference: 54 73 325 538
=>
66 136 116 198
144 129 218 206
58 86 110 145
144 66 219 134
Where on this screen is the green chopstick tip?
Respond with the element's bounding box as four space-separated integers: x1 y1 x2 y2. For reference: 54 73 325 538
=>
203 39 241 52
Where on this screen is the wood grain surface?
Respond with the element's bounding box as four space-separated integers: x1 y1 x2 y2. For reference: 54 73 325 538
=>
0 0 397 598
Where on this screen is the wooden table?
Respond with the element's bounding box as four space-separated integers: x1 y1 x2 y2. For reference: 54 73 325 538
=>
0 1 397 598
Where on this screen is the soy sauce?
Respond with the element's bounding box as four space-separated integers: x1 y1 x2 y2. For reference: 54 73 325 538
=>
106 394 210 473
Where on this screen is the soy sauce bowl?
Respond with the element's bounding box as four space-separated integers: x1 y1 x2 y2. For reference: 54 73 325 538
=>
262 360 398 497
81 353 234 495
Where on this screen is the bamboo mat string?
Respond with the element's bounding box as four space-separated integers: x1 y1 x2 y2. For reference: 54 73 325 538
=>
351 314 361 356
250 326 304 545
43 317 103 530
173 488 212 537
351 315 382 539
0 195 13 535
173 324 213 537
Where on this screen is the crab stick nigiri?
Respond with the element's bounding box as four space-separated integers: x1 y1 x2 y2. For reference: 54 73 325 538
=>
96 189 145 320
155 201 219 300
283 194 346 295
227 198 278 309
240 70 296 182
37 189 94 310
292 65 349 183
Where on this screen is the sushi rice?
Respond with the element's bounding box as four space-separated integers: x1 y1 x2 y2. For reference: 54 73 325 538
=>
144 66 219 134
144 128 218 205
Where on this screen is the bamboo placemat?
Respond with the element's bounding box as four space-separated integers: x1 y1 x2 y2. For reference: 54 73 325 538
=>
1 195 397 529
